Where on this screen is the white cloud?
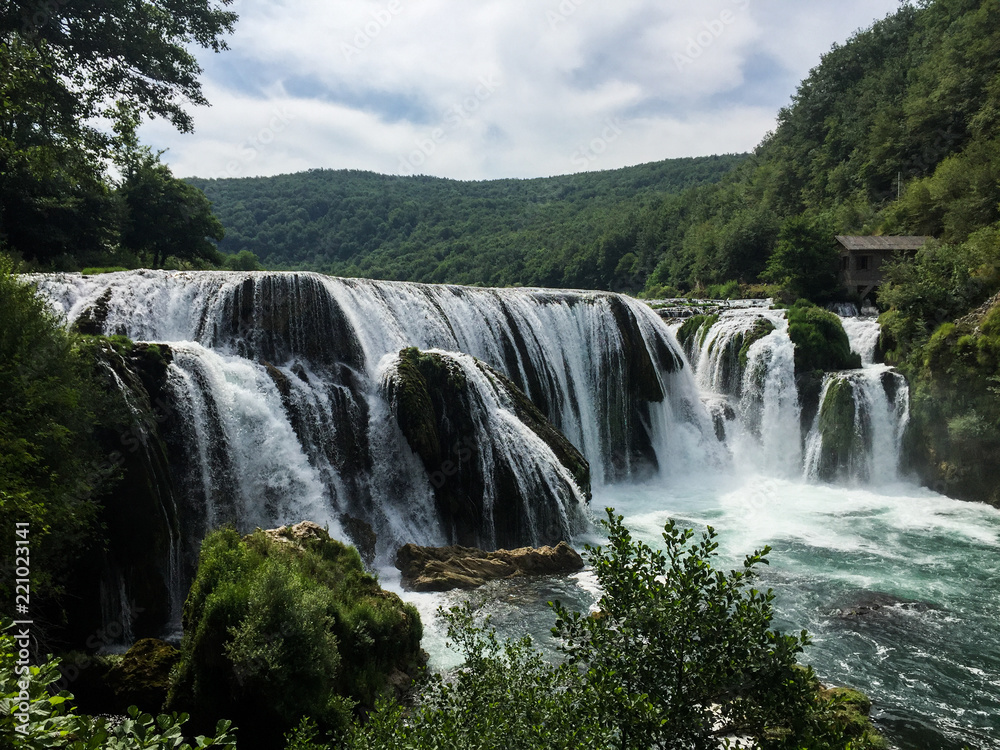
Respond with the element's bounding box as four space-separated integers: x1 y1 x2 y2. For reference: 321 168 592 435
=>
140 0 903 180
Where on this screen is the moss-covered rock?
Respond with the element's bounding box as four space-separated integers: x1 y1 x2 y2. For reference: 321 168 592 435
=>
738 317 777 369
812 376 869 482
899 300 1000 506
168 523 422 750
383 348 589 549
105 638 180 713
675 313 719 357
787 300 862 375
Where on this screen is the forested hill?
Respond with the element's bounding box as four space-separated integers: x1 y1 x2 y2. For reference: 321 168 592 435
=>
635 0 1000 300
187 155 745 289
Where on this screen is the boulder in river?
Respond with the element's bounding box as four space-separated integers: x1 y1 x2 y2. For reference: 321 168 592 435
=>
395 541 585 592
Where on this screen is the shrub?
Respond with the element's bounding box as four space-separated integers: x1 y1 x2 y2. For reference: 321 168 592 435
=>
0 256 110 630
0 631 236 749
169 526 422 749
344 510 885 750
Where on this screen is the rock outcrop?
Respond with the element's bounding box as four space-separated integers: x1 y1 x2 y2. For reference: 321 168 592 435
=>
105 638 181 713
382 348 589 550
395 541 585 592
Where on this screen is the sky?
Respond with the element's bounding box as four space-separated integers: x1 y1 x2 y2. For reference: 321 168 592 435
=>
140 0 905 182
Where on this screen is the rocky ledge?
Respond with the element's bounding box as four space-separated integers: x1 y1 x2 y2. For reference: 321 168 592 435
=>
395 541 585 592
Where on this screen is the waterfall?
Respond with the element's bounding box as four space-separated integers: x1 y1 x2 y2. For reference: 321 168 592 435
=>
679 309 801 476
841 317 881 365
736 322 802 476
31 271 717 564
803 365 910 483
29 272 914 638
679 305 908 483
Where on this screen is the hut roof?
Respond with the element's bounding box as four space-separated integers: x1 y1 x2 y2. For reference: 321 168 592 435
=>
835 235 931 252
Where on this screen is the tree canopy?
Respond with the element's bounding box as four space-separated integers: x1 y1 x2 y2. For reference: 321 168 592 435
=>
0 0 236 268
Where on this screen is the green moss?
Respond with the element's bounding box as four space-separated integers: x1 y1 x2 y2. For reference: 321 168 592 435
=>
81 266 129 274
384 347 470 468
738 317 776 369
72 287 114 335
168 525 422 745
787 300 862 374
105 638 180 713
814 377 871 481
816 380 849 478
676 314 720 353
820 687 889 749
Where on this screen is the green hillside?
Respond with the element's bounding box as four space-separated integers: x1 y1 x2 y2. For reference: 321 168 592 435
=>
187 156 745 290
631 0 1000 300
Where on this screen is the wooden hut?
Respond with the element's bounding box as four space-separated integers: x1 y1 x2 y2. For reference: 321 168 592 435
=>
836 235 930 302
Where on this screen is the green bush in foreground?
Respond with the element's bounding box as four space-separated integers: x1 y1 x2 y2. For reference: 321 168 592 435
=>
0 631 235 749
168 526 422 747
336 510 885 750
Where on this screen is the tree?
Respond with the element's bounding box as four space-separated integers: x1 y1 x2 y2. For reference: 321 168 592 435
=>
1 0 237 133
762 214 839 301
0 258 108 628
0 0 236 265
119 153 225 268
225 250 264 272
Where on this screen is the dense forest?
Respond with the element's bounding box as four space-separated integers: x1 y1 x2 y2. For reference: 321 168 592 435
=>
187 156 745 289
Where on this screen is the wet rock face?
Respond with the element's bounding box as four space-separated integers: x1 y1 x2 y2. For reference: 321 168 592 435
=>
831 591 936 619
383 348 590 550
395 541 585 592
214 274 364 370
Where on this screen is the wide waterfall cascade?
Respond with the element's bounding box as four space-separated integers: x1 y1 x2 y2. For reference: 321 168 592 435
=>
803 312 909 484
32 273 1000 747
680 306 908 482
31 271 720 564
803 365 910 483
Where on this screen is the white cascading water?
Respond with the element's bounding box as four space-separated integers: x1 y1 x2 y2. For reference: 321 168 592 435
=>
802 365 910 483
379 349 589 547
684 309 803 477
31 271 717 562
840 316 882 365
802 314 908 484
